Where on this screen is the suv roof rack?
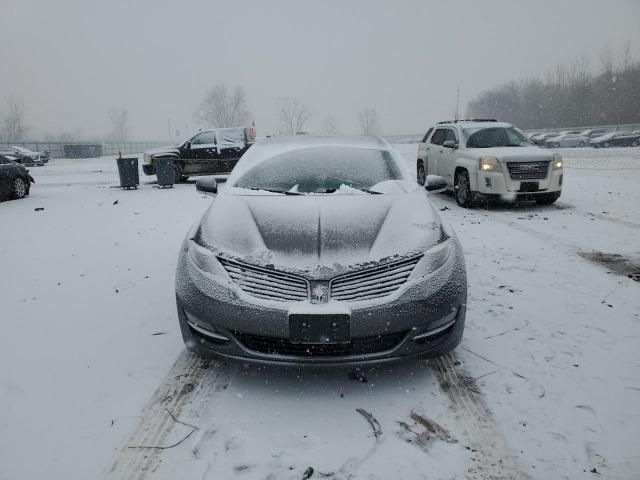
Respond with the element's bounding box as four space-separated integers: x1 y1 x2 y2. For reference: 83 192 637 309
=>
437 118 498 124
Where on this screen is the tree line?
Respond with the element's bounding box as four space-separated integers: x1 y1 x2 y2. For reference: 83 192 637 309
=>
467 43 640 129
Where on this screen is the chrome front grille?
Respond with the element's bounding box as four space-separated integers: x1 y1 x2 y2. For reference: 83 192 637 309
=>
218 257 309 302
330 255 421 302
507 161 549 180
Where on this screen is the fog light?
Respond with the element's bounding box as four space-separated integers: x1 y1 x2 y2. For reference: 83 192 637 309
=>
559 174 563 186
185 311 229 343
412 310 458 343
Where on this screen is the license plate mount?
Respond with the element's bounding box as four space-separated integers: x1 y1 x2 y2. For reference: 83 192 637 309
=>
519 181 540 192
289 314 351 344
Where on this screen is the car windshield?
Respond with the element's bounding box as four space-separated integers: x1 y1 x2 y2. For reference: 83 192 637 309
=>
230 146 410 194
464 127 531 148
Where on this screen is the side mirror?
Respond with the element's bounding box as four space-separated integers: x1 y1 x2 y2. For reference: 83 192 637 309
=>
425 175 447 193
196 176 218 196
185 141 191 150
443 140 458 149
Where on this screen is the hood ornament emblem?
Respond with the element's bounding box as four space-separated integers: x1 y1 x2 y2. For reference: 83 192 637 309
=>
310 283 330 304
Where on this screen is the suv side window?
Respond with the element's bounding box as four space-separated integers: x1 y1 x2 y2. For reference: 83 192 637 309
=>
430 128 447 145
445 129 458 144
191 131 216 145
421 128 433 143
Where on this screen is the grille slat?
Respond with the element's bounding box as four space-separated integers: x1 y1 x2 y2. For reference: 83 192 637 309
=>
234 331 409 357
507 161 549 180
330 256 421 302
219 258 308 302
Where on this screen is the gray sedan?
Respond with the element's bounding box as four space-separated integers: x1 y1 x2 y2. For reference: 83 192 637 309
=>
544 133 590 148
175 136 467 365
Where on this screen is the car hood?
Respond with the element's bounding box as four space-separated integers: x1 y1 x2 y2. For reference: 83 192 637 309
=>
468 146 553 162
145 145 180 156
197 189 444 275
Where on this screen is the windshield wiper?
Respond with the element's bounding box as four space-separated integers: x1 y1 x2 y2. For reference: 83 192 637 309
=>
321 186 382 194
250 187 304 195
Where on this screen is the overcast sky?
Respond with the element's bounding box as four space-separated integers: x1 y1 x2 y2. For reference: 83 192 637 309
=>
1 0 639 141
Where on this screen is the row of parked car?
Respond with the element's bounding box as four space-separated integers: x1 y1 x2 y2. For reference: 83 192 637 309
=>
527 129 640 148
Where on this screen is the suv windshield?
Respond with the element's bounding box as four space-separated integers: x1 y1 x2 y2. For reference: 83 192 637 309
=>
464 127 531 148
231 146 408 194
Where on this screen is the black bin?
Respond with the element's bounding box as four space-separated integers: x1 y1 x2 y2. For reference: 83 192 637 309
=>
155 158 176 188
116 157 139 189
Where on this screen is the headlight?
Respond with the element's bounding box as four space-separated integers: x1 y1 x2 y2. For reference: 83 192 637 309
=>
412 238 454 278
143 153 152 163
479 157 500 172
188 240 226 277
552 154 563 170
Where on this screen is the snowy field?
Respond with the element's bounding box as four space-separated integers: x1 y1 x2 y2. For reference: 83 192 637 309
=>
1 146 639 480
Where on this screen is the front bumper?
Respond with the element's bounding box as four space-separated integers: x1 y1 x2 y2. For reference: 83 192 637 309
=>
175 242 467 365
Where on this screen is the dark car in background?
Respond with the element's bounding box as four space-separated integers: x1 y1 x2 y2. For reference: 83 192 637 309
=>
143 127 255 183
591 131 640 148
176 136 466 364
0 154 34 201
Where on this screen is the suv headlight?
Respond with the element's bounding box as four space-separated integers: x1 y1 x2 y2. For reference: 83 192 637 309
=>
479 157 500 172
552 154 563 170
143 153 153 164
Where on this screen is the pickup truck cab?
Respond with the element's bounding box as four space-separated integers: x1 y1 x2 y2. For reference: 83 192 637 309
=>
416 119 563 207
142 127 254 182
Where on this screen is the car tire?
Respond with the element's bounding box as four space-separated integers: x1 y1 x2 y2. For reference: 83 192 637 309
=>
173 161 184 183
552 142 560 148
454 170 474 208
632 140 639 147
535 192 561 205
12 177 27 199
579 141 586 147
603 141 610 148
417 161 426 186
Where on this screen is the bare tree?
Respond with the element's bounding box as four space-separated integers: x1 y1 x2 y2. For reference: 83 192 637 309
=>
2 96 28 141
599 43 614 74
322 115 338 135
196 84 251 128
617 39 633 72
108 107 130 142
358 107 380 135
278 97 311 135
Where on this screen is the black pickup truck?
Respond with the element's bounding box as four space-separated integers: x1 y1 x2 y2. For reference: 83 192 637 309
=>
142 127 254 182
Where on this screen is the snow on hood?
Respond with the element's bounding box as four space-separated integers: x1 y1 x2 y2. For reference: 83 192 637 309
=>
196 188 444 276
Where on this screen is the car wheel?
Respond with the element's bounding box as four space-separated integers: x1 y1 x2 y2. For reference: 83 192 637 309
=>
579 141 586 147
603 141 610 148
535 192 560 205
454 170 474 208
12 177 27 199
552 142 560 148
632 140 639 147
417 161 426 186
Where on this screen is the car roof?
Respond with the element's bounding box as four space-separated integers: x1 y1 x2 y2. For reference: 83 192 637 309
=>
436 121 513 130
255 135 390 151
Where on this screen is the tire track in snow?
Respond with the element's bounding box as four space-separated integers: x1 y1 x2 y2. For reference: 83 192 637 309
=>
432 354 531 480
102 351 234 480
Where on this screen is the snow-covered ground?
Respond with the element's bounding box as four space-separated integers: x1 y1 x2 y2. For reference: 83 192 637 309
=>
1 147 639 480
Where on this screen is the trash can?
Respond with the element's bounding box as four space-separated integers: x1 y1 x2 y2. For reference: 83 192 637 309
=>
116 156 139 189
155 158 176 188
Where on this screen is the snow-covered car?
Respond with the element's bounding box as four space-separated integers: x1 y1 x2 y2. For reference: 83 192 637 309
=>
416 120 563 207
0 146 44 166
142 127 255 183
590 131 640 148
543 133 590 148
530 132 557 145
579 128 609 138
0 154 34 201
175 136 467 364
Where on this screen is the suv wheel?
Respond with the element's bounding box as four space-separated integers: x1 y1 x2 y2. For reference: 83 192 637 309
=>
417 161 426 186
603 141 610 148
454 170 474 208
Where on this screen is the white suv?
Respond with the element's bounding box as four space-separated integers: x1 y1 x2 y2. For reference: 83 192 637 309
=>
416 120 563 207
